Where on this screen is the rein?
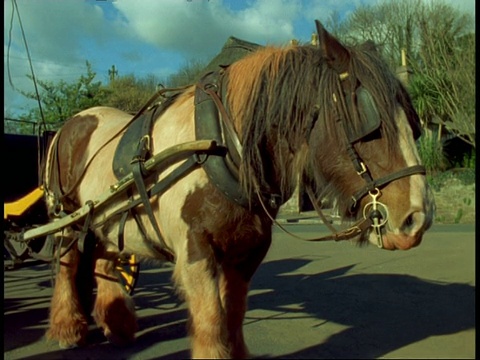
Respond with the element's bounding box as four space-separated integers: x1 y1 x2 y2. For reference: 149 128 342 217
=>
256 186 372 243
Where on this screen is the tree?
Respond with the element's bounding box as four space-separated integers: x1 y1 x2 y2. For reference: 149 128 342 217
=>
166 59 207 87
20 61 108 131
14 59 196 134
411 4 475 146
102 73 162 114
338 0 475 147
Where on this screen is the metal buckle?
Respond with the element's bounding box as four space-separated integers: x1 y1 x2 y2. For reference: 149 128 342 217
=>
140 135 151 152
356 161 367 175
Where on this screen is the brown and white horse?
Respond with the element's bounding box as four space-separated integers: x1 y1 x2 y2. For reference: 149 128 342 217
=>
43 21 434 358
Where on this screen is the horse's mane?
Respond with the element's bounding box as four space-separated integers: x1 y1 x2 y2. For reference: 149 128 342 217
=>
225 42 414 203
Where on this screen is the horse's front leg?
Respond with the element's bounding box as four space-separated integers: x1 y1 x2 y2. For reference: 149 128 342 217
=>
93 254 138 346
174 246 230 358
219 238 272 359
46 231 88 348
219 265 250 358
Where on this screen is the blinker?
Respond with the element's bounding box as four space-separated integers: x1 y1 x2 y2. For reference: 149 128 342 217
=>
345 87 381 143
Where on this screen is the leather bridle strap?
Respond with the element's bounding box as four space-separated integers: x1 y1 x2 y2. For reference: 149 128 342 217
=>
273 162 422 243
256 185 372 243
304 184 373 241
349 164 426 212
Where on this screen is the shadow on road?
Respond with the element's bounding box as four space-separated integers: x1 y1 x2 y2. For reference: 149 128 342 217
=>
4 264 190 360
248 258 475 359
5 258 474 359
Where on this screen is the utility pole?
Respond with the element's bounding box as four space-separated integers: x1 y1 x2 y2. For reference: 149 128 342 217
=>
396 48 411 87
108 65 118 82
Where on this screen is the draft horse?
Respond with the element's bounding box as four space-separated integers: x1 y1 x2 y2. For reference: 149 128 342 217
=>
43 21 435 358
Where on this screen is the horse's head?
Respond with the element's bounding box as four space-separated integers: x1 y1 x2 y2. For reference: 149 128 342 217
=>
225 21 434 250
306 21 435 250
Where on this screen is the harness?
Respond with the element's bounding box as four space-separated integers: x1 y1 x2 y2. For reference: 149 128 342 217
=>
48 68 425 262
194 70 284 210
93 85 206 262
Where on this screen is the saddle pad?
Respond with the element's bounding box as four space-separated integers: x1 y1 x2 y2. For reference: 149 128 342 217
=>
113 109 151 180
112 96 177 180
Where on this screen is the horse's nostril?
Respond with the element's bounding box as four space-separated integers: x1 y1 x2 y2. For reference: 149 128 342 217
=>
404 213 414 229
401 211 425 235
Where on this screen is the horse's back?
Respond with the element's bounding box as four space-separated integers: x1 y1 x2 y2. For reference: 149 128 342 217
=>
71 106 134 146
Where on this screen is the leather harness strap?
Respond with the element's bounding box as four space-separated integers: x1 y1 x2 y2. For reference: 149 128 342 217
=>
348 164 426 212
114 87 191 262
199 76 243 164
123 96 184 262
195 71 285 210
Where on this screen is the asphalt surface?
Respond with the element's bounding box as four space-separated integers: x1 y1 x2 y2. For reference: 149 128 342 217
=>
4 223 475 359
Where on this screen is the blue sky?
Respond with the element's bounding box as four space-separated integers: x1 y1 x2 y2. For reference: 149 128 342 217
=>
4 0 475 117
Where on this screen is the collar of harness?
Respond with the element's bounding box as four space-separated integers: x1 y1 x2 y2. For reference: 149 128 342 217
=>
194 70 285 210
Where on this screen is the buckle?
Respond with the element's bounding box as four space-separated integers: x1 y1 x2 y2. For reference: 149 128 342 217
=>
356 161 367 175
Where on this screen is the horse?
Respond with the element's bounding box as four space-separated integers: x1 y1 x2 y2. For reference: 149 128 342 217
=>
42 21 435 358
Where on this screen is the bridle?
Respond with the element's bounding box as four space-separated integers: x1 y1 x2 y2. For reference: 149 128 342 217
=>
298 71 426 247
198 69 426 248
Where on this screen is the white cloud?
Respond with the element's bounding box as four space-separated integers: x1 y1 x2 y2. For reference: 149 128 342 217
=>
4 0 475 116
4 0 110 64
229 0 302 42
112 0 302 57
4 0 111 110
4 0 126 114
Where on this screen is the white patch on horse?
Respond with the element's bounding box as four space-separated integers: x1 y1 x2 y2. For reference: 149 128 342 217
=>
396 107 429 234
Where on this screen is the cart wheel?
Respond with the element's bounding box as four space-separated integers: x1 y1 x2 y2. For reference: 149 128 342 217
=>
115 254 140 295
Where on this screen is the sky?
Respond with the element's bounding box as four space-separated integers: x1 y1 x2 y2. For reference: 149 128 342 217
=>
4 0 476 117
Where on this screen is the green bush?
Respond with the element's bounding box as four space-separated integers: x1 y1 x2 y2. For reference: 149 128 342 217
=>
455 168 476 185
417 132 447 173
427 171 452 191
462 150 476 169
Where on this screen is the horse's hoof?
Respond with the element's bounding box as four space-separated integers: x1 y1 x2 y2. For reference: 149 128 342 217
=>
58 341 79 349
46 321 88 350
104 329 135 347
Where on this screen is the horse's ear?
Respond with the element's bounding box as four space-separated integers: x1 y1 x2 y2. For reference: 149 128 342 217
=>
315 20 350 74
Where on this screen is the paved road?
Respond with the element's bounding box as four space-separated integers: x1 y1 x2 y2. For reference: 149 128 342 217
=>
4 223 475 359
